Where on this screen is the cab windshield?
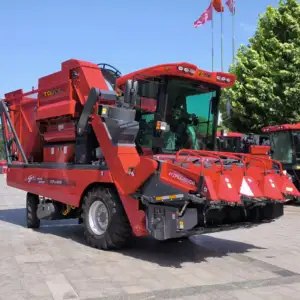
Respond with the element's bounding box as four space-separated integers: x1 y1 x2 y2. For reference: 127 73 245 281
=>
135 77 219 154
217 137 242 153
292 130 300 163
269 131 293 163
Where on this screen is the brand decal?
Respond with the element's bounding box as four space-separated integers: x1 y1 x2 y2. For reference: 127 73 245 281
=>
25 175 75 186
43 88 61 97
168 171 196 186
198 71 212 78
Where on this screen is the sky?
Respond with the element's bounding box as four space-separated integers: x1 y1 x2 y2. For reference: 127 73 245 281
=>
0 0 281 97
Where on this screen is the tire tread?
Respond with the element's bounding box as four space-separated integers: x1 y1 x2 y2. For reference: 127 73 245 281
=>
82 186 132 250
26 193 40 229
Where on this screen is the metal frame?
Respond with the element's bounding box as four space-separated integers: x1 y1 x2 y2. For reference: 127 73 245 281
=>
0 100 28 164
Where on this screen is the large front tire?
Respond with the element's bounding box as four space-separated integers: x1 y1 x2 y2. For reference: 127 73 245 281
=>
81 186 132 250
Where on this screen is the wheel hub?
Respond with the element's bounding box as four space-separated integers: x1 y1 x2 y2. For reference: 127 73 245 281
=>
88 200 109 235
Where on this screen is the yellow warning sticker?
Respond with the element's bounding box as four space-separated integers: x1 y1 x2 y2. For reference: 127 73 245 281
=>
227 183 232 189
286 187 293 192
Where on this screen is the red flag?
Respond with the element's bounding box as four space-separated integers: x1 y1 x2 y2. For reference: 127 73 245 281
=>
193 3 213 28
226 0 235 14
213 0 224 12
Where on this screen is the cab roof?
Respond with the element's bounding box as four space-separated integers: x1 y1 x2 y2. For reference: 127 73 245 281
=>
116 62 236 89
262 123 300 132
217 131 244 137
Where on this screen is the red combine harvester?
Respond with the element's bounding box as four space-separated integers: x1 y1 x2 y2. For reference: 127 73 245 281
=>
262 123 300 203
216 130 270 157
0 59 298 250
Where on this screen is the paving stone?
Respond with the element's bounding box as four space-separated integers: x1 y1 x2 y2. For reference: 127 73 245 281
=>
45 273 79 300
122 285 151 294
15 253 53 264
231 289 264 300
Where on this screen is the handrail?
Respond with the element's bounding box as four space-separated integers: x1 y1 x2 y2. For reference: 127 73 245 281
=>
176 149 225 173
233 153 268 174
209 151 246 174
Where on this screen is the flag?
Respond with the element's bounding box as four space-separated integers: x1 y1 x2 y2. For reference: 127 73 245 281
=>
226 0 235 14
213 0 224 12
193 2 213 28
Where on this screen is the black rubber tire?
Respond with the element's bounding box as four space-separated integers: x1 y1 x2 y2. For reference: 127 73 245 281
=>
26 192 40 229
81 186 132 250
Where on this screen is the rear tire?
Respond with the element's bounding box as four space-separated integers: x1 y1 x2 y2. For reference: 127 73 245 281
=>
26 193 40 229
82 186 132 250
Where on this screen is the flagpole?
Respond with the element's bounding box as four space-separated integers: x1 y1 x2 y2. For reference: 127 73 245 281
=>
232 0 235 65
211 0 214 72
221 8 224 71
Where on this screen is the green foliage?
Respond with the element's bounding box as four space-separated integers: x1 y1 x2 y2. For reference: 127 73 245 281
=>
221 0 300 133
217 123 230 131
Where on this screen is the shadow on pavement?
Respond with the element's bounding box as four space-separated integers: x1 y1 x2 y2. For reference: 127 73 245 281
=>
0 207 265 268
0 207 78 227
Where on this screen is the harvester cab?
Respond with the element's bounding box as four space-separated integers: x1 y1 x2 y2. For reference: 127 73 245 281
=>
215 130 270 156
216 130 244 152
262 123 300 201
117 68 221 155
0 59 298 250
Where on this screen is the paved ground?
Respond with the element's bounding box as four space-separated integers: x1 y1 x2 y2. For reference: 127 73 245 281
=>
1 175 300 300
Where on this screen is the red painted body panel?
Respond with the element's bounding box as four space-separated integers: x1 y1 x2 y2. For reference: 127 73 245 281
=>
6 166 113 206
154 151 298 202
43 122 76 143
249 145 270 157
6 164 149 236
216 131 244 137
119 194 148 237
43 144 75 163
37 59 109 121
91 114 159 195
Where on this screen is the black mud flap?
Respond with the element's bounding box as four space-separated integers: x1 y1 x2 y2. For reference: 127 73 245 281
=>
246 201 284 222
261 201 284 220
145 204 198 240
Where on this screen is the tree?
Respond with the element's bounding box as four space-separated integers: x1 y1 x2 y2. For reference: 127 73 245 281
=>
220 0 300 133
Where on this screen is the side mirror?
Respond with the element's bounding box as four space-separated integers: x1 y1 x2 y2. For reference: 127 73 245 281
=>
124 80 138 108
226 99 232 119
